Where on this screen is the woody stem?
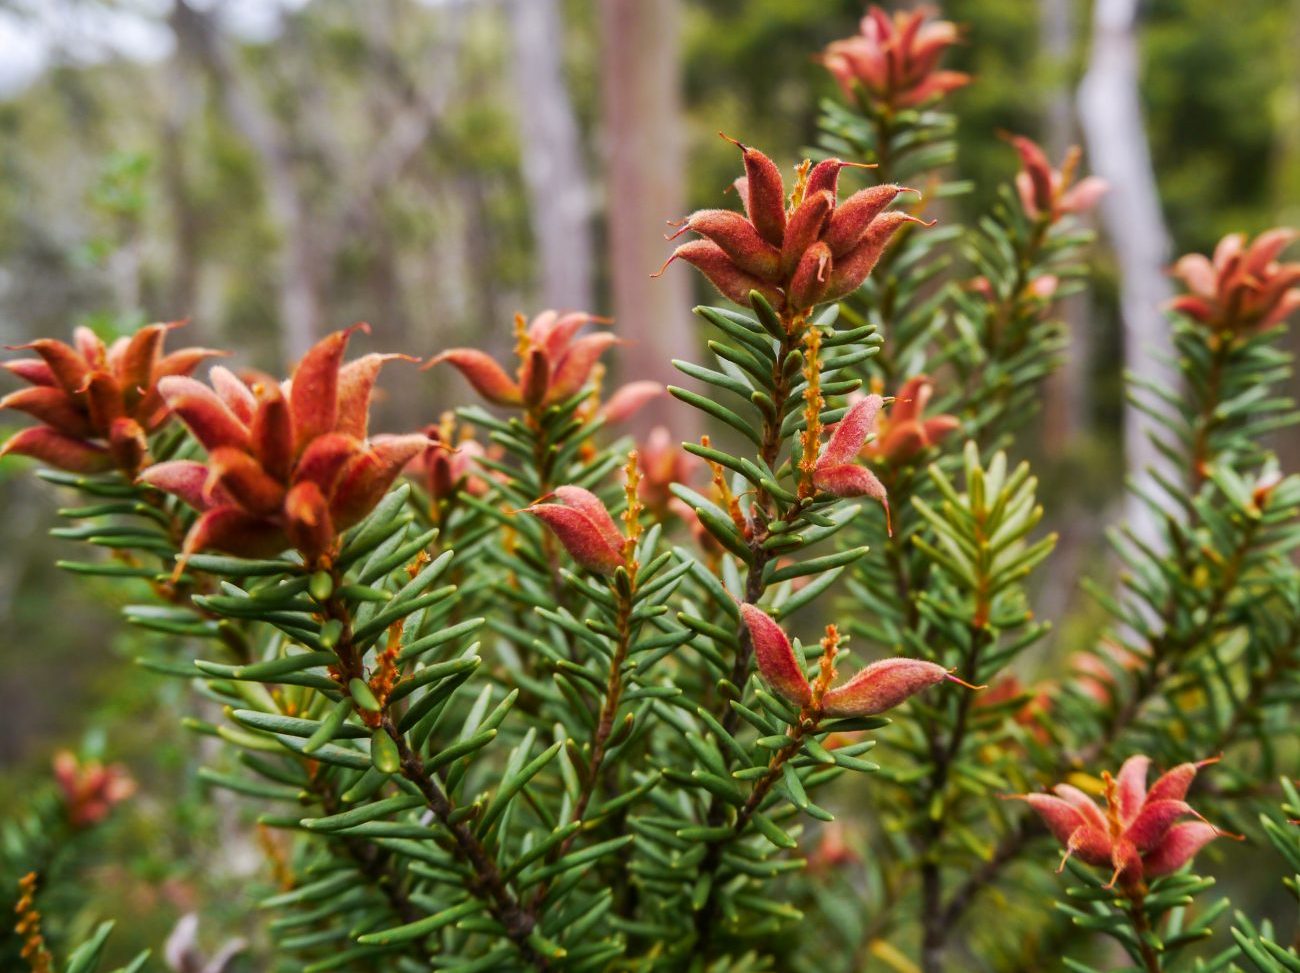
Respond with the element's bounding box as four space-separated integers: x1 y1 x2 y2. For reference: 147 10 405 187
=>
529 581 636 909
324 575 549 971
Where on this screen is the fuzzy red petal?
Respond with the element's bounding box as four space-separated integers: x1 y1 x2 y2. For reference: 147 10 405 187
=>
426 349 522 406
158 376 251 451
0 426 114 473
738 603 812 706
821 657 949 716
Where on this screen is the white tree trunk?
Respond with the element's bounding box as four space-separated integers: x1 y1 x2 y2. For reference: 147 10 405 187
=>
1078 0 1175 545
510 0 595 312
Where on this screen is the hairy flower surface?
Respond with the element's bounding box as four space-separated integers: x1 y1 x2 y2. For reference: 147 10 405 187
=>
740 604 961 716
1170 229 1300 333
814 395 889 506
1017 756 1227 888
53 750 136 828
140 326 426 564
1011 136 1107 223
660 139 925 314
1 322 220 476
820 5 969 111
526 485 625 576
427 310 627 409
860 376 959 465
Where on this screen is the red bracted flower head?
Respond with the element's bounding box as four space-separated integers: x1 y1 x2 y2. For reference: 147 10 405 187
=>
1015 755 1233 889
1169 229 1300 334
53 750 136 829
739 604 971 715
1010 136 1107 223
526 485 625 576
140 325 427 566
820 5 970 111
1 321 222 476
860 376 960 465
406 415 489 508
658 139 929 315
637 426 700 517
426 310 635 410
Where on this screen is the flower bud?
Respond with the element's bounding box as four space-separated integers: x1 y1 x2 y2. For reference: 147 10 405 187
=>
526 486 625 576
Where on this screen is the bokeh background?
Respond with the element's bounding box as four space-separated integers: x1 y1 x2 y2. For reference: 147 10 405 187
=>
0 0 1297 965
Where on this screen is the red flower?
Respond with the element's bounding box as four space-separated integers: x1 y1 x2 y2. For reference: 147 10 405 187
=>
140 325 427 564
53 750 135 828
739 604 964 716
1011 136 1107 223
427 310 630 409
637 426 700 517
814 395 889 507
860 376 960 465
1170 229 1300 333
1 322 221 476
526 485 626 576
405 419 490 507
599 381 665 425
1016 756 1231 889
659 139 926 315
820 5 969 111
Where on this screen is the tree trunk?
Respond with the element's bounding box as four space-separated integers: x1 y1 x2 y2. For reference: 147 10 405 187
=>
168 0 319 367
1078 0 1175 546
510 0 595 313
1040 0 1087 456
598 0 693 433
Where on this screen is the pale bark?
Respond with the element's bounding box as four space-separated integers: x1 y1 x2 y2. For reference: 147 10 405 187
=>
168 0 319 366
1079 0 1175 546
510 0 595 312
599 0 693 433
1040 0 1087 454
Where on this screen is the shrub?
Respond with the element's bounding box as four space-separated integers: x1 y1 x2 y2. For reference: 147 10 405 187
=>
5 7 1300 972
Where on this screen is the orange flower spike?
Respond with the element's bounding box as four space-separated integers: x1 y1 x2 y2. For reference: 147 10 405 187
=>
622 450 644 564
797 325 825 499
1 321 223 476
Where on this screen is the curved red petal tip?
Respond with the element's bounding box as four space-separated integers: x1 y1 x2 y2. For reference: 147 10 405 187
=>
717 131 746 150
945 670 987 691
739 603 812 706
650 251 681 279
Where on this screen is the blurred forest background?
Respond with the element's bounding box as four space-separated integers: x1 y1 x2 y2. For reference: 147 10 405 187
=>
1 0 1298 964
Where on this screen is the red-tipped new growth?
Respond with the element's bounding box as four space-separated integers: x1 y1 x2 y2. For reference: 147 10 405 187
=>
1010 136 1107 224
1 322 222 476
1170 229 1300 333
1015 755 1231 889
814 395 889 517
860 375 960 465
427 310 641 411
53 750 136 828
660 139 926 314
820 5 969 112
140 326 426 565
740 604 966 716
526 485 625 576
